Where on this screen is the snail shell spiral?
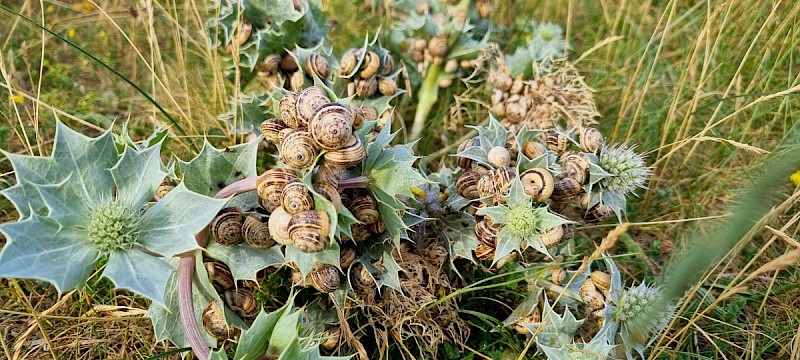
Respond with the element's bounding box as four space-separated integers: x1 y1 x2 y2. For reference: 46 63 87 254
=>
339 48 363 76
205 261 235 292
309 104 353 150
579 127 604 153
309 264 340 293
224 288 260 318
475 218 499 247
280 92 301 128
546 132 570 155
324 135 365 169
350 194 379 225
377 76 397 96
541 225 564 248
288 210 331 253
210 207 244 246
256 168 299 212
281 180 314 215
354 76 378 97
257 54 282 74
295 87 331 127
551 177 582 201
280 129 319 169
339 246 356 269
520 168 555 202
242 215 274 248
427 34 448 58
305 53 330 79
359 51 380 79
456 170 482 199
560 152 590 185
260 118 288 144
380 53 395 75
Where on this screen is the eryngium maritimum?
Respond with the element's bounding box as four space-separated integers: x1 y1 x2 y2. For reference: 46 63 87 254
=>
598 144 650 197
612 283 675 341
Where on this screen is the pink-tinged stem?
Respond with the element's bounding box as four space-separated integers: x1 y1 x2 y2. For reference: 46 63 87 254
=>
177 176 259 359
337 175 370 189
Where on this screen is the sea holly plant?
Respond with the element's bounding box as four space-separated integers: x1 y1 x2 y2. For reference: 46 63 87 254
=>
0 121 228 305
583 144 651 221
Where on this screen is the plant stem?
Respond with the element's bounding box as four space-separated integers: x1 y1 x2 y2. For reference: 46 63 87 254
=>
176 176 259 360
337 175 370 189
409 63 441 142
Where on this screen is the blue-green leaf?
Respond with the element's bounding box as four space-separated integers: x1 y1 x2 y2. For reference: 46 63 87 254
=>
178 139 260 197
205 242 284 281
103 250 174 306
234 301 293 360
110 143 167 209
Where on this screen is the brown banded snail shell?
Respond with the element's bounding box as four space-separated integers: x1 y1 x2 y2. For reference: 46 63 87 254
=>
350 107 366 130
380 53 395 75
295 87 330 127
305 53 330 79
339 246 356 269
585 203 612 223
579 280 605 310
551 177 582 201
281 180 314 215
359 51 380 79
354 76 378 97
323 135 365 169
491 167 515 199
260 118 288 144
350 262 375 294
339 48 363 76
377 76 397 96
256 168 298 212
242 215 275 248
348 224 370 242
309 104 353 150
456 170 482 199
156 181 174 199
267 206 294 246
520 168 555 202
309 264 340 293
561 152 590 185
288 210 331 253
491 70 512 92
474 243 495 261
280 54 298 71
280 129 319 169
427 34 448 57
224 288 259 318
289 70 304 91
551 266 566 285
211 207 244 246
477 175 496 199
205 261 235 292
513 307 542 334
487 146 511 168
257 54 282 74
475 219 499 247
541 225 564 248
546 132 570 155
579 127 604 153
350 194 379 225
590 271 611 292
202 302 232 340
314 182 343 212
456 137 478 170
280 92 301 128
321 326 341 351
368 219 385 234
522 140 547 159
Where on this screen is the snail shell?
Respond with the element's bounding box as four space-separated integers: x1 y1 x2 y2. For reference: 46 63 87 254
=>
474 218 499 247
359 51 380 79
579 280 605 310
267 206 294 246
224 288 260 318
305 53 330 79
487 146 511 168
456 170 482 199
289 70 304 92
491 70 512 92
257 54 282 74
260 118 288 144
359 105 378 120
590 271 611 292
579 127 604 153
541 225 564 248
339 48 363 76
296 87 331 127
232 21 252 47
551 266 566 285
546 132 570 155
505 99 528 124
444 59 459 74
491 167 515 199
280 92 301 128
561 152 590 185
281 180 314 215
350 194 379 225
474 243 495 261
309 264 340 293
280 54 298 71
520 168 555 202
210 207 244 246
321 326 341 351
477 175 495 199
350 107 366 130
585 203 612 223
339 246 356 269
551 177 582 201
368 218 385 234
288 210 331 253
412 38 427 51
348 224 371 242
513 307 542 334
456 137 478 170
427 34 448 58
310 104 353 150
350 262 375 294
256 168 298 212
280 129 319 169
377 76 397 96
380 53 395 75
354 76 378 97
522 140 547 159
242 215 275 248
205 261 235 292
510 76 524 95
156 182 174 199
202 302 232 340
324 135 365 169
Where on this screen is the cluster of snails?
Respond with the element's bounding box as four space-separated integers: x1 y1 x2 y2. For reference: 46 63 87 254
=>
488 65 576 130
201 261 265 341
339 48 398 98
256 51 332 92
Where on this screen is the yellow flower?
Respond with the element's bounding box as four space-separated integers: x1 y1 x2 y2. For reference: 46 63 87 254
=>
9 93 24 104
791 170 800 186
68 28 76 39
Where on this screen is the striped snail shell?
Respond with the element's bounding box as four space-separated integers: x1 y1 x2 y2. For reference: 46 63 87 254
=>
242 215 275 248
377 76 397 96
232 21 252 47
296 87 331 127
359 51 380 79
551 177 582 201
305 53 330 79
368 218 385 234
520 168 555 202
256 168 298 212
350 107 366 130
280 92 301 128
590 271 611 292
551 266 566 285
280 53 298 71
339 246 356 269
491 69 512 92
339 48 363 76
350 194 379 225
579 280 605 310
456 137 478 170
257 54 282 73
321 326 341 351
359 105 378 120
513 307 542 334
546 132 570 155
202 302 232 340
324 135 365 169
350 262 375 294
205 261 235 292
310 104 353 150
474 243 495 261
456 170 482 199
354 76 378 97
281 180 314 215
348 224 371 242
522 140 547 159
267 206 294 246
541 225 564 248
579 127 604 153
260 118 288 144
314 182 343 213
210 207 244 246
156 181 174 199
224 288 260 318
487 146 511 168
505 96 528 124
475 218 499 247
427 34 448 57
280 129 319 169
561 152 590 185
309 264 340 293
380 53 395 75
491 166 515 199
585 203 612 223
288 210 331 253
289 70 304 92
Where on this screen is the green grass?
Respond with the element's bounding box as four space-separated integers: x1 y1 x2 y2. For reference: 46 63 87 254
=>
1 0 799 359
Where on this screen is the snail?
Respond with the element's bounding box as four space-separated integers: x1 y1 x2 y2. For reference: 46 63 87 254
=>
296 87 331 127
546 132 570 155
377 76 397 96
323 135 365 169
350 262 375 294
427 34 448 58
350 107 366 131
280 53 298 71
320 326 341 351
288 210 331 253
590 271 611 293
257 54 282 74
205 261 235 292
309 104 353 150
513 307 542 334
339 246 356 269
202 302 232 340
280 92 301 128
280 129 319 169
210 207 244 246
505 95 529 123
359 105 378 120
444 59 459 74
456 170 482 199
256 168 299 212
339 48 363 76
560 152 590 184
359 51 380 79
474 218 499 247
477 175 496 200
551 177 582 201
380 53 395 75
455 137 478 170
289 70 304 92
510 76 524 95
541 225 564 248
522 140 548 159
487 146 511 168
281 180 314 215
368 218 385 234
348 224 371 242
260 118 288 144
224 288 260 318
491 69 512 92
308 264 340 293
585 203 612 223
305 53 330 79
354 76 378 97
242 215 274 248
579 280 605 310
491 166 515 200
350 194 379 225
314 182 343 212
520 168 554 202
551 266 566 285
156 180 174 199
474 243 495 261
579 127 604 153
232 21 252 47
267 206 294 246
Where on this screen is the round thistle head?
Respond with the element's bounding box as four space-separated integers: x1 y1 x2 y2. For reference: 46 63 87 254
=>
598 144 650 197
531 23 566 60
612 283 674 338
505 205 540 238
87 200 141 253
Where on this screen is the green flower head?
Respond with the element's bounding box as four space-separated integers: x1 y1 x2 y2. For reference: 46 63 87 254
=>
0 122 227 305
